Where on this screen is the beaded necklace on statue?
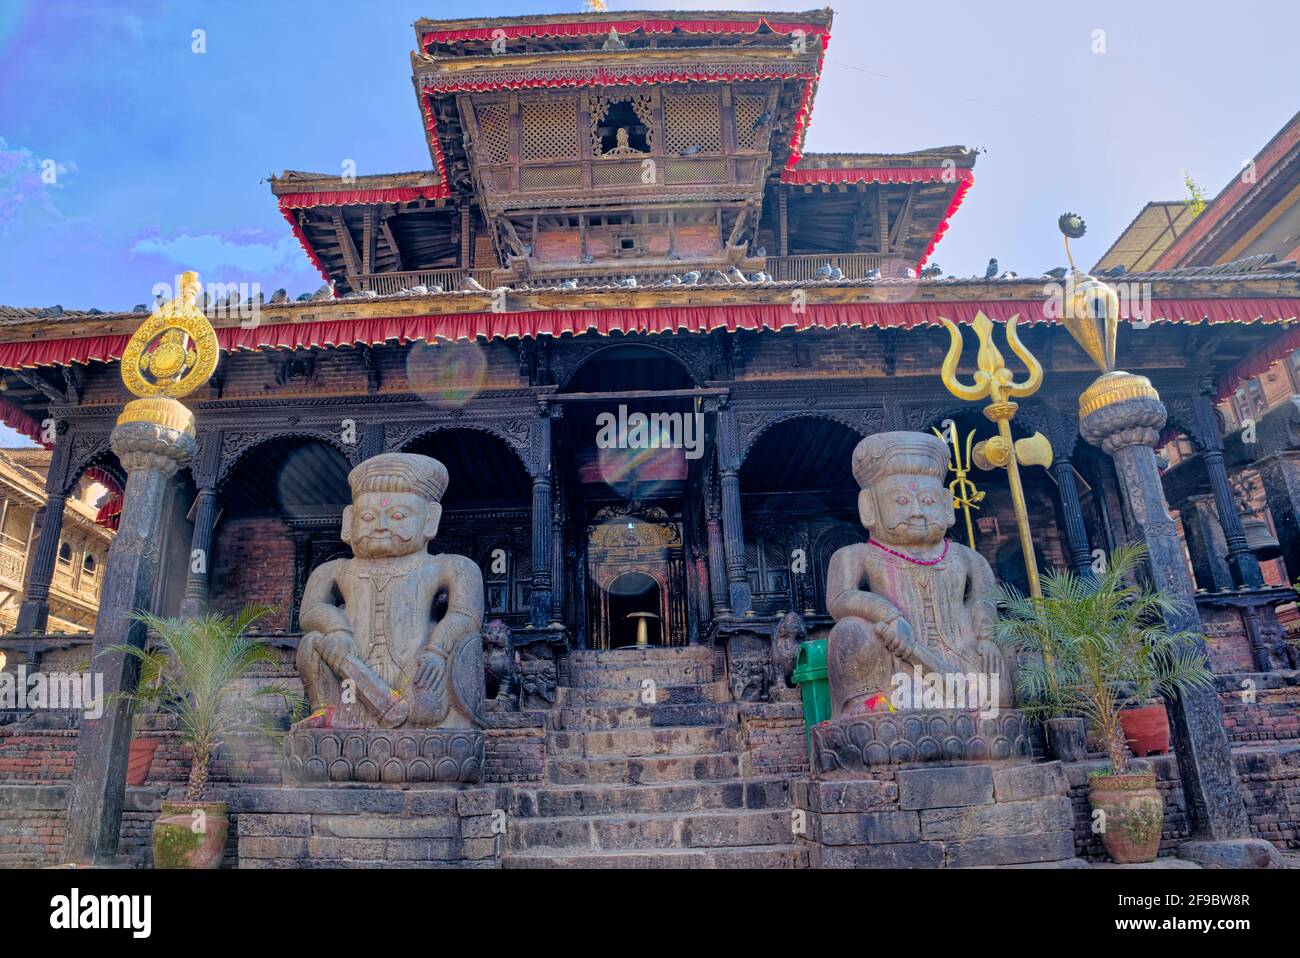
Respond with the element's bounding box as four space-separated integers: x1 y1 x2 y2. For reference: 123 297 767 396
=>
867 538 950 567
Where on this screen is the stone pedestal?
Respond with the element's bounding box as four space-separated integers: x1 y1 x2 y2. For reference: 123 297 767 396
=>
795 760 1078 868
812 709 1032 771
283 728 486 784
236 785 506 868
63 415 196 865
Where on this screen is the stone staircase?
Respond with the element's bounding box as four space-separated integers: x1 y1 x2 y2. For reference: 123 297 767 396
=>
502 646 806 868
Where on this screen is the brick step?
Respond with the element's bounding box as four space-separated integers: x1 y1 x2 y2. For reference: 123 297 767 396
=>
510 777 792 818
502 844 809 869
547 751 741 785
566 663 715 689
507 808 794 853
550 703 739 732
548 725 735 758
557 681 731 707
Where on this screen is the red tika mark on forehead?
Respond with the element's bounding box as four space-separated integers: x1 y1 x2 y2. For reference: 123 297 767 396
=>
381 497 391 507
908 481 918 491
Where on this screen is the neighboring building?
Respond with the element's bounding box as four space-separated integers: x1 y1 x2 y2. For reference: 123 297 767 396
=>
0 448 114 633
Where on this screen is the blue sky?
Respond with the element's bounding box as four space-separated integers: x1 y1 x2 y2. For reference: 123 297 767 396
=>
3 0 1298 309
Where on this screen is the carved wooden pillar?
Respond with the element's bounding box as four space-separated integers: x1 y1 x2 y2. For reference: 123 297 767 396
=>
288 532 312 632
705 478 729 615
1178 494 1235 593
550 493 565 625
179 486 220 618
1051 458 1094 575
361 421 385 460
529 402 554 628
1081 388 1249 843
1193 392 1264 589
716 404 751 614
16 422 72 634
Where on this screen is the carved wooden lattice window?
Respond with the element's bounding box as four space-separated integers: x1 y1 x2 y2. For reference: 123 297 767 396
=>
663 92 722 156
521 98 579 161
734 95 768 151
476 101 511 165
591 93 654 156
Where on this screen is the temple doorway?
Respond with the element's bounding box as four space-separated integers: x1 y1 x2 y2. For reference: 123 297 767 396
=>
606 572 662 648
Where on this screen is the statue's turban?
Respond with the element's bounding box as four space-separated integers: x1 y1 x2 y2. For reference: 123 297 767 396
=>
348 453 448 502
851 431 950 490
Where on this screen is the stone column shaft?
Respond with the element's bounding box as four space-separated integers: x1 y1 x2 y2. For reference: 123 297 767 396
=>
1083 392 1248 842
64 419 196 865
529 411 553 628
715 407 751 614
1178 494 1234 593
706 513 729 615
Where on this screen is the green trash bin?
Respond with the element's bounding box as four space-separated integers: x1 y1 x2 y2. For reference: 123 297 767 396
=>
792 638 830 760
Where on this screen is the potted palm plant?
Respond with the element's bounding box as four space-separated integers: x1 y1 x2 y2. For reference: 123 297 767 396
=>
994 544 1215 863
104 603 302 869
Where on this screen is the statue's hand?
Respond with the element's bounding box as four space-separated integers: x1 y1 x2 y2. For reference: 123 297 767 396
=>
413 649 446 691
977 640 1004 677
318 631 358 672
875 615 914 659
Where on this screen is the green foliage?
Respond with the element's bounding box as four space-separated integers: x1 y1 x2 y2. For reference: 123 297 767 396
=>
102 604 305 800
993 544 1214 774
1184 170 1208 217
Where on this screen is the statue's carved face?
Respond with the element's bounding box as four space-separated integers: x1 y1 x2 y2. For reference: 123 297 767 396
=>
861 476 953 547
343 491 439 558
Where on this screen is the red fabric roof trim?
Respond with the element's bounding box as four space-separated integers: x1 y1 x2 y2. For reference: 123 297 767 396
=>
277 186 449 209
84 466 122 531
781 167 973 187
422 19 830 47
0 397 46 447
1216 323 1300 401
4 298 1298 398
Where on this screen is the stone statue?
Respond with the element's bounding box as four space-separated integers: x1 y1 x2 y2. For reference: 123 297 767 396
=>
483 619 517 711
294 454 485 732
824 432 1013 719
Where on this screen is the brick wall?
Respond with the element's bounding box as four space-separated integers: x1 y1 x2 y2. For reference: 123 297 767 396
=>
1218 673 1300 744
738 701 809 776
210 516 295 629
483 711 545 783
0 728 77 782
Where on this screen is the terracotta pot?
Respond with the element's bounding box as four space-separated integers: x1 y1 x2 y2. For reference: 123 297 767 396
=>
1120 703 1170 757
126 738 159 786
1044 717 1087 762
152 801 228 869
1088 773 1163 864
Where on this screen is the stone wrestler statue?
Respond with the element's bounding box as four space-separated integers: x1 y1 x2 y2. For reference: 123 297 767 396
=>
825 432 1013 718
295 453 485 731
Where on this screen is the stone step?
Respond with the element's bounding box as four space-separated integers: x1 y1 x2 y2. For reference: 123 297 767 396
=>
548 725 735 758
557 681 732 707
550 703 739 731
547 751 741 785
567 647 716 668
507 808 794 853
566 662 715 689
502 844 809 869
511 777 792 818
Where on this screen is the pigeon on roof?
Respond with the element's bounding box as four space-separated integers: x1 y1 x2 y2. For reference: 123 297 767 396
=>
463 276 488 292
681 271 701 285
270 288 288 303
920 263 942 279
1044 267 1068 280
984 258 999 280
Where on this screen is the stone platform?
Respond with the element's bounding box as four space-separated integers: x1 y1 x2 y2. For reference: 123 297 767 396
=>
283 727 485 784
794 761 1077 868
236 785 506 868
812 709 1032 774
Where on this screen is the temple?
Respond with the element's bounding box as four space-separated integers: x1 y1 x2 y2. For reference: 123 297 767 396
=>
1 9 1297 870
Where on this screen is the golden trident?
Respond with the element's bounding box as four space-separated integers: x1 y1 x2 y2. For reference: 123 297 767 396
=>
939 312 1054 598
931 422 984 548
